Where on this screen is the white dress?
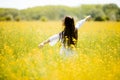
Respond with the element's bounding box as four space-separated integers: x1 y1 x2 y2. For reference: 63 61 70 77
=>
48 18 86 55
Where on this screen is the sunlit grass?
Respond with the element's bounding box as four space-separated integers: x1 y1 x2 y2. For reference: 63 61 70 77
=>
0 21 120 80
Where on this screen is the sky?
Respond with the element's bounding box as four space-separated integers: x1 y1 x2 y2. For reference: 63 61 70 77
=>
0 0 120 9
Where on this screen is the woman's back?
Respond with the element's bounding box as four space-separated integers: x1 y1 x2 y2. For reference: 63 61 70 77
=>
62 16 78 48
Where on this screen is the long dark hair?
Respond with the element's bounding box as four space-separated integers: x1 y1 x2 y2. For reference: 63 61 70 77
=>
62 16 78 48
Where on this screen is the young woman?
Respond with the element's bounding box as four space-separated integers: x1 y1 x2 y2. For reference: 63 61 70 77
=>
38 15 91 55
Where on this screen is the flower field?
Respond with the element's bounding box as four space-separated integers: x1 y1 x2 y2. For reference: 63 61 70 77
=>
0 21 120 80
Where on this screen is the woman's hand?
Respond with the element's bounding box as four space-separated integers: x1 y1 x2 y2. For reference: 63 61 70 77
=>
85 15 91 21
38 43 44 48
38 39 50 48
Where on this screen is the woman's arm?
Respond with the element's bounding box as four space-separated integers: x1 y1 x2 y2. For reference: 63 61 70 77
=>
75 15 91 29
38 39 50 48
38 33 59 48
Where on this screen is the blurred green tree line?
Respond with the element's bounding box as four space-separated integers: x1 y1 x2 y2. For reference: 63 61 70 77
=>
0 3 120 21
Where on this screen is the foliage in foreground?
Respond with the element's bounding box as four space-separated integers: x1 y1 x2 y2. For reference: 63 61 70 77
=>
0 21 120 80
